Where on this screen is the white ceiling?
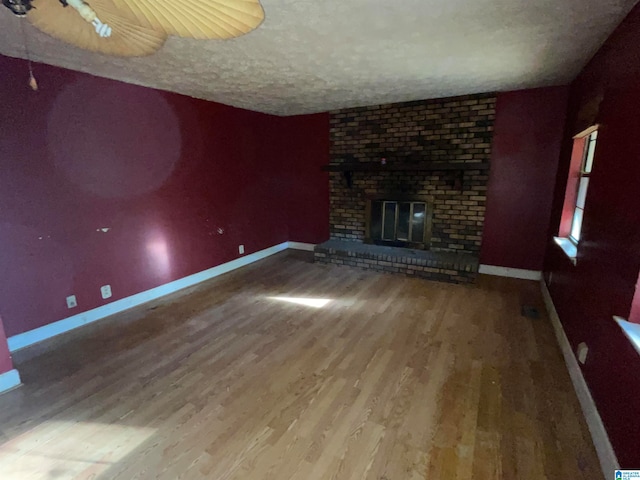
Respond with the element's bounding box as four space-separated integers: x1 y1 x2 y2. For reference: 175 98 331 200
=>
0 0 637 116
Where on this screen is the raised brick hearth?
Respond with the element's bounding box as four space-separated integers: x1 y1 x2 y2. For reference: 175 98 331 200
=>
315 240 478 283
315 93 496 283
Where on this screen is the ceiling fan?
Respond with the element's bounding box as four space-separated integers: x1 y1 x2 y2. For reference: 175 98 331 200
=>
2 0 265 57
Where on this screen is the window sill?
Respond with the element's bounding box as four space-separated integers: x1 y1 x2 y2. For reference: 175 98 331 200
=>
554 237 577 266
614 316 640 357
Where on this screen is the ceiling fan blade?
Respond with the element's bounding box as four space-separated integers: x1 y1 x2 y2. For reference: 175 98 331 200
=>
113 0 265 40
28 0 166 56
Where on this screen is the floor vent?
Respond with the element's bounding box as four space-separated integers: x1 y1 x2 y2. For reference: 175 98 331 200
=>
521 305 540 319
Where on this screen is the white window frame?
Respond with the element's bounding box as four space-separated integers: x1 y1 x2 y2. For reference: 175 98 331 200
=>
569 129 598 245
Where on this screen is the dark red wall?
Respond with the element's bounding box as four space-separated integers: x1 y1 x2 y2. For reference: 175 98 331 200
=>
0 319 12 374
0 54 328 337
544 5 640 468
480 87 568 270
277 115 330 244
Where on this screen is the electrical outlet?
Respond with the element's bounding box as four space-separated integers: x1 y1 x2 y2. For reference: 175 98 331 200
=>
577 342 588 364
239 245 245 255
66 295 78 309
101 285 112 299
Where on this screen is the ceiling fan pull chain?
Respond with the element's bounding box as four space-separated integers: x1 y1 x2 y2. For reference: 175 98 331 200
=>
18 15 38 90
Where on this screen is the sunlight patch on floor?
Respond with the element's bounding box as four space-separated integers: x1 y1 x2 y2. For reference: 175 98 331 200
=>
0 421 156 479
267 296 333 308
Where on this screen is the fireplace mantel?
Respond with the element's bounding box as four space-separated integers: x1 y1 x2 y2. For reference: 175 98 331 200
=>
321 161 489 189
321 161 489 172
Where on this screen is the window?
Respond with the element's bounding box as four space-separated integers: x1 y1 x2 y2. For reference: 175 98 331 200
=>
555 126 598 263
569 129 597 243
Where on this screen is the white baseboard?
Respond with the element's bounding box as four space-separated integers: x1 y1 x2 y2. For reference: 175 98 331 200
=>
540 280 618 477
8 242 290 352
479 264 542 280
287 242 316 252
0 369 21 394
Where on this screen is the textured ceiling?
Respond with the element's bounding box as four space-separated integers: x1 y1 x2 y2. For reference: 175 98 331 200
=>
0 0 637 115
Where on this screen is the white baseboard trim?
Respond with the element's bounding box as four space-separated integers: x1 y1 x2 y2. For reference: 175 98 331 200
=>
287 242 316 252
479 264 542 280
540 280 618 477
8 242 290 352
0 369 21 394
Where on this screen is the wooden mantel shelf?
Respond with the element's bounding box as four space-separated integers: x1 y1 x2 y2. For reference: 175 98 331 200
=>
321 161 489 189
321 162 489 173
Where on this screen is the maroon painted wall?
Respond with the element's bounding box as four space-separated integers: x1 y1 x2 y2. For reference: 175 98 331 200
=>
544 5 640 468
278 115 330 244
0 319 13 374
480 87 568 270
0 55 328 338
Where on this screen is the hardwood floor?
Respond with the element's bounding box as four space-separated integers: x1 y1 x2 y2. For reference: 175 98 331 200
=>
0 251 600 479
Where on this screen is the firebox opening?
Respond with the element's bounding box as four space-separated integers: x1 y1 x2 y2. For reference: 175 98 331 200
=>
365 196 433 249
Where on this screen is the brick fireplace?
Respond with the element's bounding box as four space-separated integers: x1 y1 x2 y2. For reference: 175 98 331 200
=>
314 93 496 283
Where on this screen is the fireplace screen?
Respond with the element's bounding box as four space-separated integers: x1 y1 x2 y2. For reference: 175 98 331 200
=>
367 199 432 249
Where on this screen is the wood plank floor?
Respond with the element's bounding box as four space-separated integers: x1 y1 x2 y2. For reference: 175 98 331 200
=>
0 251 600 479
